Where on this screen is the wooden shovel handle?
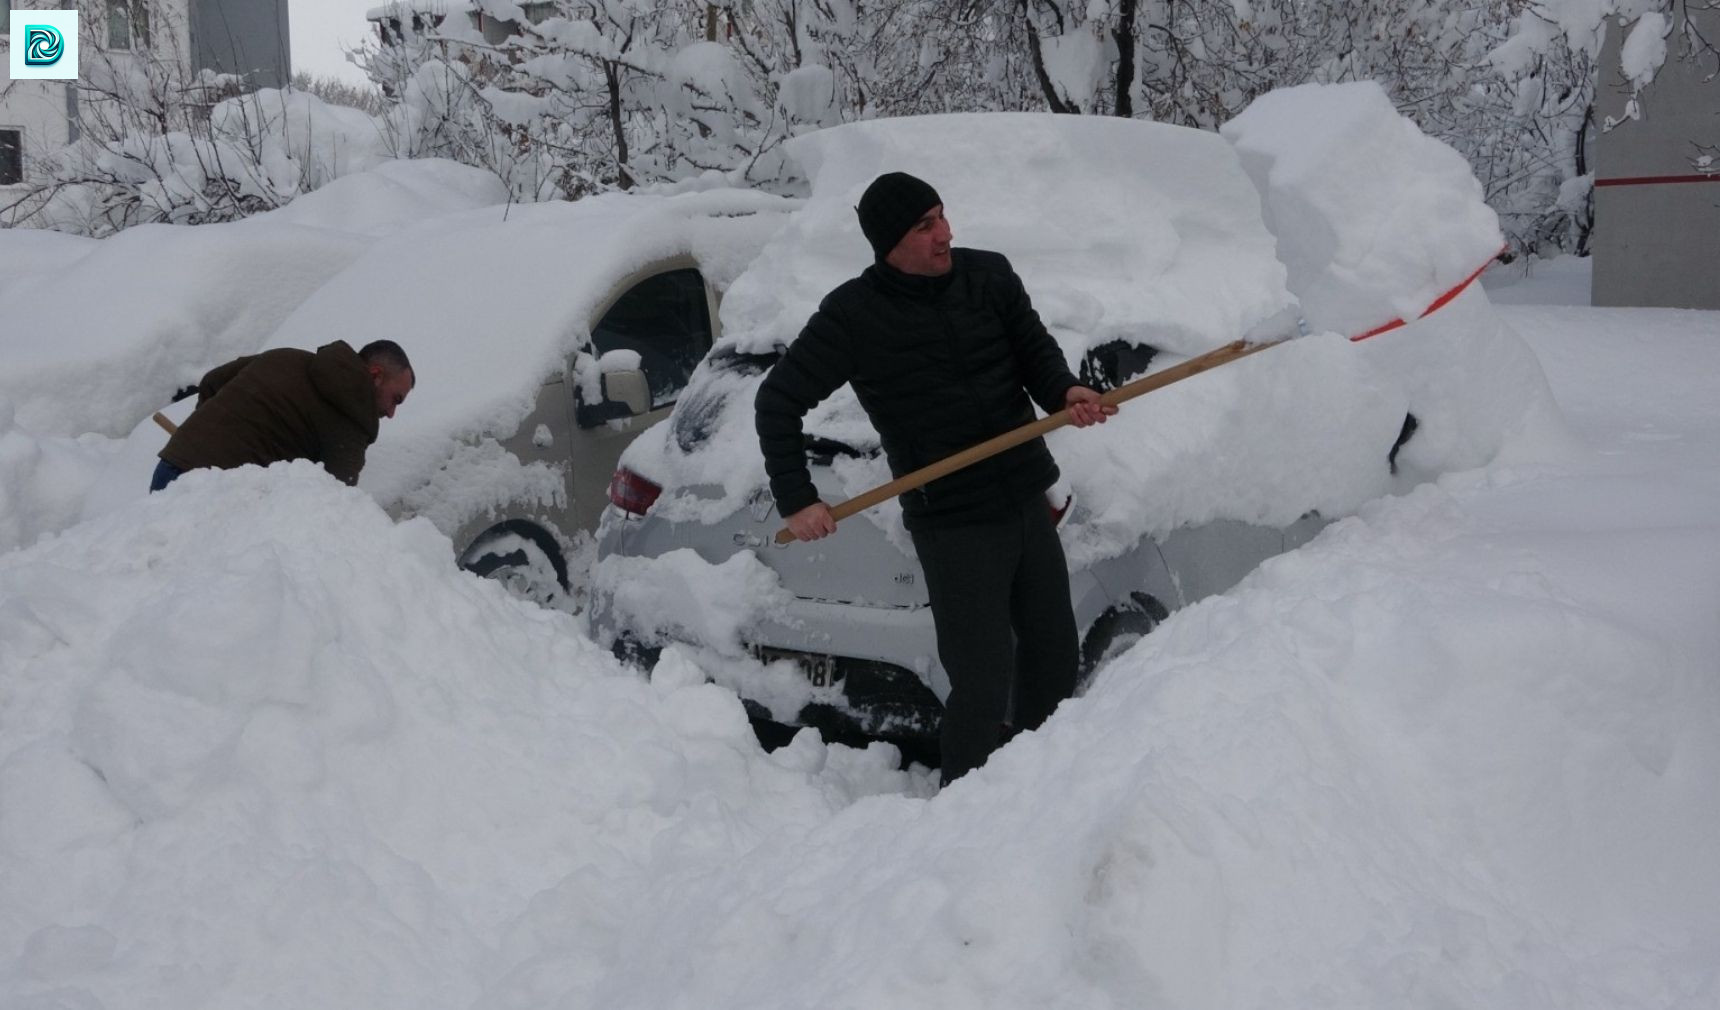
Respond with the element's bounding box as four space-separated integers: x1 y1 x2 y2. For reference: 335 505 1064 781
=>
153 412 178 435
773 336 1285 545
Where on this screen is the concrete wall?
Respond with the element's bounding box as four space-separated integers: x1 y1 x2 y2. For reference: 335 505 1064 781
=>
1592 8 1720 309
191 0 291 88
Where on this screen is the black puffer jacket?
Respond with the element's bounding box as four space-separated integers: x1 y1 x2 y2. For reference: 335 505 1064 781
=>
756 249 1078 530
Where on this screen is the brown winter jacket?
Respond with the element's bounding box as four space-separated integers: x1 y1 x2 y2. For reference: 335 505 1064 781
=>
159 341 379 485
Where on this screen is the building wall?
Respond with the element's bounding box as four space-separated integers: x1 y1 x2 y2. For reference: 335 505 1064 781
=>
2 3 83 199
1592 8 1720 310
191 0 291 89
2 0 288 201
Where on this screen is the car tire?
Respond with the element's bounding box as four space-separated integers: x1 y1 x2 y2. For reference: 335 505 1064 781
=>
459 521 571 610
1078 592 1167 687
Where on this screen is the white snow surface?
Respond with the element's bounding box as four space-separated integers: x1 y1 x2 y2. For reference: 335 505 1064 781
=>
2 256 1719 1008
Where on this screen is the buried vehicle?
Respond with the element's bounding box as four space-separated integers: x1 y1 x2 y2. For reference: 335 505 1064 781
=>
589 94 1558 757
132 187 797 610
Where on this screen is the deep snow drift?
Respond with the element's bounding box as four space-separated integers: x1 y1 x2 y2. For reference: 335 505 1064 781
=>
3 272 1718 1008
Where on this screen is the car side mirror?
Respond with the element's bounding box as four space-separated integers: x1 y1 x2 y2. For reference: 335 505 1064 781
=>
575 368 651 428
603 369 650 415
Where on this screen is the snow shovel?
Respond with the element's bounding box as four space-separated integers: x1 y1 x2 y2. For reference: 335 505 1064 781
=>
773 335 1287 545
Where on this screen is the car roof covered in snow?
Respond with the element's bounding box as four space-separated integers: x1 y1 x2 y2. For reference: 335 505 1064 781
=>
620 100 1549 565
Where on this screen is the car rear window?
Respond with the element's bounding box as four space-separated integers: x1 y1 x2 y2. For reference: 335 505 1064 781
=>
671 346 782 453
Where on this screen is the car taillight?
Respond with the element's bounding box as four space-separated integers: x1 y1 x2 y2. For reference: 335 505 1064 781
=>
608 467 662 516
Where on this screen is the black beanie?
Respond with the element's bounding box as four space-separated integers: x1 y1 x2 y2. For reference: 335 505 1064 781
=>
856 172 942 261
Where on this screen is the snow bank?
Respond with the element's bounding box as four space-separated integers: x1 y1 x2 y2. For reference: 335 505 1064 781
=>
1222 80 1505 337
0 398 121 554
726 112 1293 361
246 157 510 237
3 304 1718 1008
0 463 919 1009
1222 82 1568 474
0 222 369 437
211 87 394 195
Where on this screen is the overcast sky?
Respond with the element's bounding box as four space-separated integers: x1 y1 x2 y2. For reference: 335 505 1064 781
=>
290 0 376 86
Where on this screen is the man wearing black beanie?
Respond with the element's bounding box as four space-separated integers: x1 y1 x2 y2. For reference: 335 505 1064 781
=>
755 170 1115 786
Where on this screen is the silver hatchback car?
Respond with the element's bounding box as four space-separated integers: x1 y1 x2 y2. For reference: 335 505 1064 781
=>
590 340 1332 755
583 108 1507 758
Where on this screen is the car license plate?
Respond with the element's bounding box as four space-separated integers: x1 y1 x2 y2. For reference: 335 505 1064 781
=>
754 646 840 687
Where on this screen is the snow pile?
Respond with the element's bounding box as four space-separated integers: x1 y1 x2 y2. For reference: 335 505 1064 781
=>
0 222 369 437
0 159 505 443
556 468 1720 1010
0 463 920 1009
6 340 1719 1007
1223 82 1567 482
0 399 121 555
1222 80 1505 338
210 87 394 195
725 112 1293 361
244 157 510 237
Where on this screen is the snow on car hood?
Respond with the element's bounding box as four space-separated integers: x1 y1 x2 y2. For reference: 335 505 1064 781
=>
625 96 1567 565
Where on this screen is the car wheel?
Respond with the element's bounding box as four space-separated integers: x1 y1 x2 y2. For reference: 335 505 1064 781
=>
459 521 571 610
1078 592 1167 687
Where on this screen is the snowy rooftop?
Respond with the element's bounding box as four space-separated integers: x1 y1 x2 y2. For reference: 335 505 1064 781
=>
364 0 480 23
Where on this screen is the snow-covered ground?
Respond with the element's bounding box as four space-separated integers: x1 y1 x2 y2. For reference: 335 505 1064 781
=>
2 250 1717 1007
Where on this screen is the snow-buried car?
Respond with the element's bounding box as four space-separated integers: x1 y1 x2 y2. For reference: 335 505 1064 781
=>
589 88 1560 755
126 184 799 609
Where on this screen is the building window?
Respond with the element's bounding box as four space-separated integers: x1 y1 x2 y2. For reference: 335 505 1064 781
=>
1 130 23 187
134 1 151 47
108 2 132 49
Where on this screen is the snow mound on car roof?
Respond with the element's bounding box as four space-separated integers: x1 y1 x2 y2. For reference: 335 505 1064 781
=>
631 106 1563 557
1222 80 1506 337
1220 81 1567 488
0 222 370 438
270 188 794 509
240 157 510 238
723 112 1296 361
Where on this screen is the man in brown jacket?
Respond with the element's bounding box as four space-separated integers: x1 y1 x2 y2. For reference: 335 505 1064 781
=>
151 340 415 491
